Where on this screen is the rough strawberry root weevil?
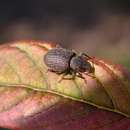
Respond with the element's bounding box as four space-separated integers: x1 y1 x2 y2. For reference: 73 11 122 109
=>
44 44 95 82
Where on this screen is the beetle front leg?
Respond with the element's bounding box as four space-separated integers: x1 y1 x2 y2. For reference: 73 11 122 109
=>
84 72 96 79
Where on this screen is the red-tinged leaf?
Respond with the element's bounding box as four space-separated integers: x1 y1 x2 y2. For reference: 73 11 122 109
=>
0 86 130 130
0 41 130 130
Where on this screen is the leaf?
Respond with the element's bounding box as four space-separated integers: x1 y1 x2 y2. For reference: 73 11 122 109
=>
1 41 130 116
0 87 129 130
0 41 130 130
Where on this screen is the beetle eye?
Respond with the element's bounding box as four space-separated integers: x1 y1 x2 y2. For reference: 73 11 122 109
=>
70 56 91 72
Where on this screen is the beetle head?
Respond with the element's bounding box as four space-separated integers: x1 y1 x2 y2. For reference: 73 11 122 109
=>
70 55 93 73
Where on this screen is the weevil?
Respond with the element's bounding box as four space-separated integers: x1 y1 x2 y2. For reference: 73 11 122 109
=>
44 45 95 82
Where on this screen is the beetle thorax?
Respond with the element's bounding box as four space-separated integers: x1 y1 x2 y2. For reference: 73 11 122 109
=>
70 56 92 73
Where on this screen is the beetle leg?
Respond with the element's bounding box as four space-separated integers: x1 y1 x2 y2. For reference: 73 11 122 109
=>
46 68 55 73
57 72 76 83
76 72 84 79
57 73 67 82
58 72 90 83
71 71 76 79
84 72 96 79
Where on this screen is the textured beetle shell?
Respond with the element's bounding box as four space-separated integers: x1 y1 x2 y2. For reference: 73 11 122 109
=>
44 48 75 73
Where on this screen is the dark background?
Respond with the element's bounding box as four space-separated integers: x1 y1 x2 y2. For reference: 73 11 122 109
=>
0 0 130 69
0 0 130 130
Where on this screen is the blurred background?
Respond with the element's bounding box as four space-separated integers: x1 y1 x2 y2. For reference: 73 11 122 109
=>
0 0 130 70
0 0 130 130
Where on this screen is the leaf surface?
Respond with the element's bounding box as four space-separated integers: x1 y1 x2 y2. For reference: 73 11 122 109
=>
0 41 130 130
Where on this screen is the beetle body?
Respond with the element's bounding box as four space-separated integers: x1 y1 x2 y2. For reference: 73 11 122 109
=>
44 48 75 73
44 45 94 80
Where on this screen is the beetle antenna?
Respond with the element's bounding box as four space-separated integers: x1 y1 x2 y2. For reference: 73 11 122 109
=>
79 52 92 60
